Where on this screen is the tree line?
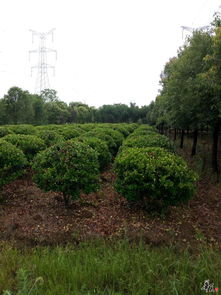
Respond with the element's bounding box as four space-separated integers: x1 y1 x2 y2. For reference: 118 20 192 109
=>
0 88 148 125
145 14 221 174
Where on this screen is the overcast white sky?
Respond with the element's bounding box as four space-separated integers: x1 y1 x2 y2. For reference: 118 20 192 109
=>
0 0 220 107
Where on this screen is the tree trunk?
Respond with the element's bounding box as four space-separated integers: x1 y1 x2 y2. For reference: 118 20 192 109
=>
180 129 185 149
63 194 70 207
174 129 177 141
191 129 198 156
212 121 221 174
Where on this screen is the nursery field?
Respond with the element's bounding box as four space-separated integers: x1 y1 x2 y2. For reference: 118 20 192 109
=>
0 123 221 294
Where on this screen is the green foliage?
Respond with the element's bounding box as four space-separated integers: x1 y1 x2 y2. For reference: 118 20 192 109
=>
131 125 158 136
3 134 46 161
45 100 69 124
2 87 35 125
0 140 27 190
77 123 95 132
0 127 13 138
121 134 174 152
37 130 64 147
123 123 139 133
57 126 82 140
128 129 157 137
75 137 111 170
83 130 117 155
1 241 220 295
32 141 100 205
112 125 129 137
114 147 197 208
150 29 217 131
0 86 149 125
68 103 96 123
94 127 124 149
8 124 36 135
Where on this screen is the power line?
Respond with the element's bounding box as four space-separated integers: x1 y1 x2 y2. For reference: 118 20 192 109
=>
29 29 57 94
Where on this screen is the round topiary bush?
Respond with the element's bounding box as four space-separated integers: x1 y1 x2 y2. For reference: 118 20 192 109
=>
121 134 174 152
3 134 46 161
0 140 27 190
123 124 138 133
129 126 158 137
57 127 82 140
78 124 95 132
37 130 64 147
8 124 36 135
114 147 197 209
99 128 124 149
112 125 130 138
35 125 59 131
0 127 14 138
32 141 100 206
83 131 117 155
75 137 111 170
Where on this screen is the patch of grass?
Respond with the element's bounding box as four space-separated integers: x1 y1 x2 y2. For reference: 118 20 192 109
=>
0 240 220 295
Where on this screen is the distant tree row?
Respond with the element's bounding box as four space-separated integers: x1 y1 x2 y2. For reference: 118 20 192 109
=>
0 88 148 125
145 14 221 173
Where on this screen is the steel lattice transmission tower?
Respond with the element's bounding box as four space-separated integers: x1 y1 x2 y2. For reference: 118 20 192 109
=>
181 25 209 39
29 29 57 94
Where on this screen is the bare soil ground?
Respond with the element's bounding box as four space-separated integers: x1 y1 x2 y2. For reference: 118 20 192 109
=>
0 166 221 250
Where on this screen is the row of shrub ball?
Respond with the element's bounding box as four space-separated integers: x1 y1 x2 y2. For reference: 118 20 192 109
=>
114 125 198 209
0 123 137 206
0 123 197 210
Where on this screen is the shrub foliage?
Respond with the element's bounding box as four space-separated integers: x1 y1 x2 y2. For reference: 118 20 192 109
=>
0 127 13 138
121 134 174 151
0 140 27 190
3 134 46 161
76 137 111 170
114 147 197 208
32 141 100 206
37 130 64 147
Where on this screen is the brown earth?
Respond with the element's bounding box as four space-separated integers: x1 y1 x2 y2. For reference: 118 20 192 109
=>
0 165 221 250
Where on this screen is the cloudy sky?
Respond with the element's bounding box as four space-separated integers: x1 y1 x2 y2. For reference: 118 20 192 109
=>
0 0 220 107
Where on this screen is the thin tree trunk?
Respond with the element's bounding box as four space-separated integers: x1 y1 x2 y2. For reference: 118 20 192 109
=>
174 129 177 141
212 121 221 174
191 129 198 156
63 194 70 207
180 129 185 149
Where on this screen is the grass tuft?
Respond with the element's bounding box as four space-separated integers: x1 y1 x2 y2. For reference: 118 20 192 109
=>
0 240 220 295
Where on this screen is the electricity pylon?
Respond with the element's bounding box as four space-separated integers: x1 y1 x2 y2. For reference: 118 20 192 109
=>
29 29 57 94
181 25 209 39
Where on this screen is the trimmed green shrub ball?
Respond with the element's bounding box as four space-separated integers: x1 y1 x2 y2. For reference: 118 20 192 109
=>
129 126 158 137
0 140 27 190
123 124 138 133
0 127 13 138
3 134 46 161
8 124 36 135
100 128 124 149
114 147 197 208
57 127 82 140
75 137 111 170
32 141 100 206
121 134 174 152
112 125 129 137
37 130 64 147
76 124 95 132
35 125 59 131
83 131 117 155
